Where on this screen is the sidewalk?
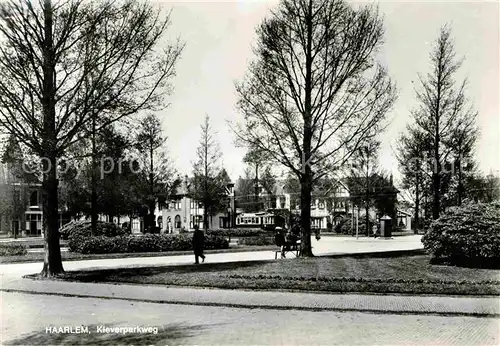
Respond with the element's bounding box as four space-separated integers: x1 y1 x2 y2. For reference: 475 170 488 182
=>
2 235 498 317
3 276 499 317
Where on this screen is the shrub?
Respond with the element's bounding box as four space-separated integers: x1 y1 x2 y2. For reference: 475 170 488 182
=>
238 235 275 246
335 218 350 234
0 243 28 256
66 220 130 252
74 233 229 254
422 202 500 266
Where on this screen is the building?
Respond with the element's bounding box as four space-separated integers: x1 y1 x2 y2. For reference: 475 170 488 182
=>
0 163 69 238
161 175 235 233
270 178 352 230
238 173 403 232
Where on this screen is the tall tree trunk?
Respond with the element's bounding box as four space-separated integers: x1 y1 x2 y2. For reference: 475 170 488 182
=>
432 157 440 219
148 141 154 231
91 111 97 236
299 0 314 257
254 163 259 210
457 143 463 206
414 174 420 233
204 138 209 231
365 166 370 236
41 0 63 276
300 173 313 256
432 55 442 220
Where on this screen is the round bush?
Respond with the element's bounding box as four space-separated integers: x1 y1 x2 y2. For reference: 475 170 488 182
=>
422 201 500 265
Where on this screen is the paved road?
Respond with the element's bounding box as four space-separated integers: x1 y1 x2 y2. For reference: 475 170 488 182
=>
2 235 498 345
2 291 499 345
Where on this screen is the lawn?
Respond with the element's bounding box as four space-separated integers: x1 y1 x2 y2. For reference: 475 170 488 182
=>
0 245 276 264
58 253 500 296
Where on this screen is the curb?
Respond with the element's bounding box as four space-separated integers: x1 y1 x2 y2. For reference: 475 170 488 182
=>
2 288 498 318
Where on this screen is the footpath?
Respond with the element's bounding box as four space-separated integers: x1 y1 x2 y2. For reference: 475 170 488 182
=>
1 235 499 317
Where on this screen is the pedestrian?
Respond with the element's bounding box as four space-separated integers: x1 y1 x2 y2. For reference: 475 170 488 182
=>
372 223 378 238
192 225 205 264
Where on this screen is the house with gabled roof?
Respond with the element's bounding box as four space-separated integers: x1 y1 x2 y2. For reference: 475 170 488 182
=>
161 175 235 233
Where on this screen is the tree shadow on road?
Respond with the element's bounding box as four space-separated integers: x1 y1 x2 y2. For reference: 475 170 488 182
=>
61 259 276 282
4 323 209 345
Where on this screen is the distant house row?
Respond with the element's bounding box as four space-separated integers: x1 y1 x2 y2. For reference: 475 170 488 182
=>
0 164 412 238
160 174 412 233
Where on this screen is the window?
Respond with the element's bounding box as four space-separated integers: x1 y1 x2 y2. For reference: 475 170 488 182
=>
174 215 181 228
132 219 140 231
319 202 325 209
219 217 224 228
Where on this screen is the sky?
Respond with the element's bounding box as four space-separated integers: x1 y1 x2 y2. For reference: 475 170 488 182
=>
152 0 499 185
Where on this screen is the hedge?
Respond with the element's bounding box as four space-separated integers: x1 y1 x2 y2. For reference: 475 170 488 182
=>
0 243 28 256
238 235 275 246
71 233 229 254
62 220 128 239
422 201 500 266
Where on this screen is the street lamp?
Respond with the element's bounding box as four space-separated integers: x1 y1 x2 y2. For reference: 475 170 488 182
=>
226 182 235 229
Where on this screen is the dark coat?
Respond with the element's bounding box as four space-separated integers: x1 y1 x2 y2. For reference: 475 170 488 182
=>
192 229 205 254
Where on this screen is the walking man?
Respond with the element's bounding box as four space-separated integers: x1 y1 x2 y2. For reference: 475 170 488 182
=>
192 225 205 264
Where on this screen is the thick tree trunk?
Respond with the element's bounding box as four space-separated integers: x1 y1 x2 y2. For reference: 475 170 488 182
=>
148 202 155 231
41 158 63 276
203 200 208 231
299 0 314 257
432 172 440 219
300 173 313 257
40 0 63 277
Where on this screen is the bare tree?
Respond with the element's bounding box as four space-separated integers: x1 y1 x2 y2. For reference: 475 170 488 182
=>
347 138 379 236
192 115 223 230
243 145 268 209
234 0 396 255
412 25 477 219
0 0 183 276
135 113 177 232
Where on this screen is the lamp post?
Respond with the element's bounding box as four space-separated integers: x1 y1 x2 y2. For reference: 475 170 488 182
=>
226 182 235 226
